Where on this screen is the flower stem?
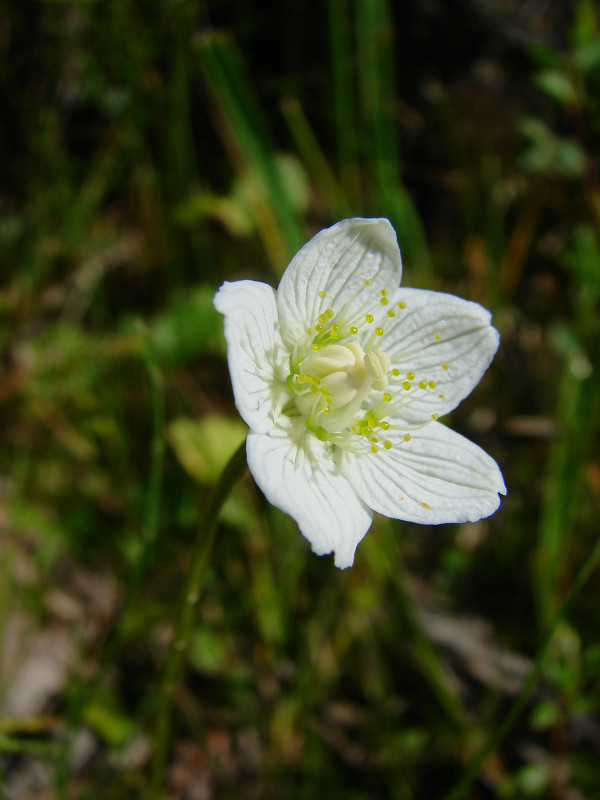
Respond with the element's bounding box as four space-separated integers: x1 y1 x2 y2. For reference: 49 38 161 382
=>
444 536 600 800
150 441 248 799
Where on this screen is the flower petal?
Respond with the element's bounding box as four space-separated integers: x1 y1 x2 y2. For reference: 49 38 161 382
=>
214 280 287 433
340 421 506 525
246 425 373 568
382 288 500 423
277 218 402 347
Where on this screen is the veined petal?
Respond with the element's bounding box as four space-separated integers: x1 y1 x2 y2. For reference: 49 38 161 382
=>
214 280 287 433
382 288 500 423
340 421 506 525
246 426 373 568
277 218 402 347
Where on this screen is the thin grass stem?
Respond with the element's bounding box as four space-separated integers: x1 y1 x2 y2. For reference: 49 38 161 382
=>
150 441 248 799
444 535 600 800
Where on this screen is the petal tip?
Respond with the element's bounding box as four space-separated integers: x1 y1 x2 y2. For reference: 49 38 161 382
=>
333 549 356 569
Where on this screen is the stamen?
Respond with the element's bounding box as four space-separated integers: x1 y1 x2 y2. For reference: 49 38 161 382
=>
364 350 391 381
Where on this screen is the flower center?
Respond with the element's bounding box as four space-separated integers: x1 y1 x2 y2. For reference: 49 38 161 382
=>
289 341 391 435
283 285 446 454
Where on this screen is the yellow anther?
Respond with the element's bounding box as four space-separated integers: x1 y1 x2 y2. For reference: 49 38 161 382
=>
439 393 446 400
375 327 384 336
331 324 340 334
397 301 406 309
350 326 358 335
428 380 437 389
434 332 442 341
402 381 411 391
323 406 331 414
431 413 439 420
403 433 412 442
318 290 327 298
392 368 400 376
381 288 388 295
442 362 449 370
368 418 377 428
326 309 334 318
310 384 318 393
383 440 392 450
387 309 396 317
306 328 313 335
312 343 319 351
365 314 374 323
380 420 390 430
407 371 415 380
383 392 392 402
422 502 431 509
315 323 325 333
380 297 389 306
418 380 427 389
370 444 379 453
364 279 372 286
369 435 379 444
318 313 327 323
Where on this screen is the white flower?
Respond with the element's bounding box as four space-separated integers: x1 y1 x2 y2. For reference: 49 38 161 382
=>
214 218 506 568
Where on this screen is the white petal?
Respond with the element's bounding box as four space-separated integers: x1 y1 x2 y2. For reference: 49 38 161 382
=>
214 281 287 433
246 425 373 568
340 421 506 525
382 288 500 423
277 218 402 346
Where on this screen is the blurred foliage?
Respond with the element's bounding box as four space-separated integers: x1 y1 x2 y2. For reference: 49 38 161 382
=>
1 1 600 799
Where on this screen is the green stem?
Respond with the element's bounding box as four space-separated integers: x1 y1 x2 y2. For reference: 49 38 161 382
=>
444 536 600 800
150 440 248 799
138 337 166 591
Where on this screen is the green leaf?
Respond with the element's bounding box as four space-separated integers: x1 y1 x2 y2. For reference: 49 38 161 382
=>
188 628 229 673
529 700 562 730
84 699 135 747
534 69 578 105
573 39 600 72
513 763 551 797
168 415 248 484
148 286 223 366
561 225 600 286
570 0 599 49
517 117 586 178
